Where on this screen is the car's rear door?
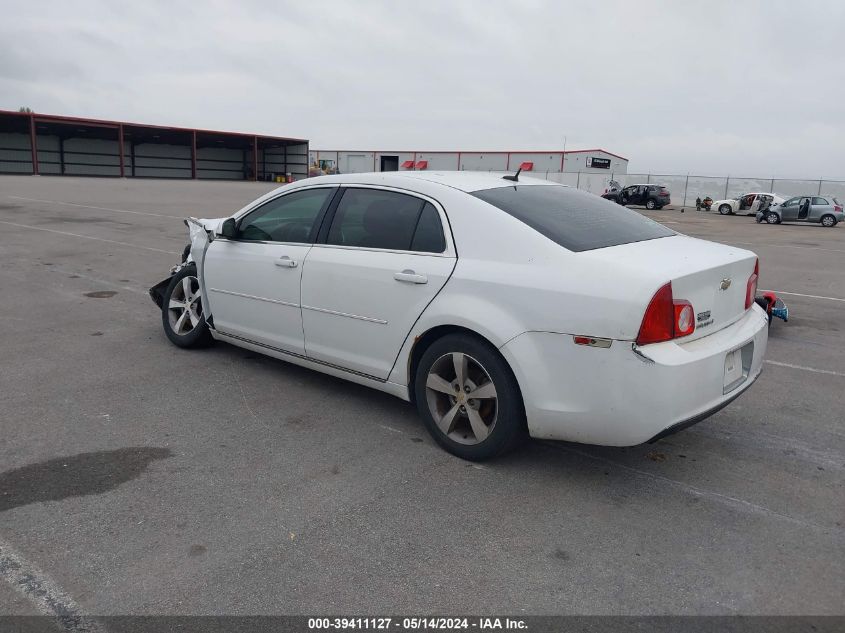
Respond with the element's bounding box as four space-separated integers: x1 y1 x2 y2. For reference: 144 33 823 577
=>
300 186 456 379
202 186 337 354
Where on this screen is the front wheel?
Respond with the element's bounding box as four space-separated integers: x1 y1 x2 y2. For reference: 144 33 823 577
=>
766 212 781 225
161 264 213 348
719 204 733 215
821 214 837 227
414 333 526 461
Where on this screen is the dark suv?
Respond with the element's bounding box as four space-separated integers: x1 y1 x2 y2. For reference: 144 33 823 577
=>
602 184 671 210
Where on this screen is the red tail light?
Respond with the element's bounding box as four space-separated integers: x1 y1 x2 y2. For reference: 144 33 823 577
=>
637 282 696 346
835 205 842 213
745 259 759 310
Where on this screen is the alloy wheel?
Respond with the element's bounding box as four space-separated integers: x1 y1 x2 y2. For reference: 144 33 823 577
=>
821 216 835 227
425 352 498 445
168 276 203 335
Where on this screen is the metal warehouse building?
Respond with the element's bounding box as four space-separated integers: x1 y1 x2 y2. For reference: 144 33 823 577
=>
309 148 628 175
0 110 308 181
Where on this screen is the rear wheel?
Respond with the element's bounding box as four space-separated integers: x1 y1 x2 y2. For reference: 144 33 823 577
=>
645 199 656 210
161 264 212 348
414 333 526 461
719 204 733 215
821 214 837 227
766 212 781 225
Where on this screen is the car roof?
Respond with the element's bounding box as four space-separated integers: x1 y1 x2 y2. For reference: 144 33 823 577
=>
294 171 562 193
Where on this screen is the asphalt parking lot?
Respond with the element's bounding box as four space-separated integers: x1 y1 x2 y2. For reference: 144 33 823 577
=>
0 176 843 617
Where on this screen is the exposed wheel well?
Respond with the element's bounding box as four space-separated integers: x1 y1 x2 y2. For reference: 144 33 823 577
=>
407 325 500 404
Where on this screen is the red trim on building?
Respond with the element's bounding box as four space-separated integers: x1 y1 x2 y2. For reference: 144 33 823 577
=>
401 160 415 169
416 160 428 170
314 148 628 161
519 161 534 171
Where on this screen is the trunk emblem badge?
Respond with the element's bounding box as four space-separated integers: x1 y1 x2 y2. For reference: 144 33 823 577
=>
720 278 732 290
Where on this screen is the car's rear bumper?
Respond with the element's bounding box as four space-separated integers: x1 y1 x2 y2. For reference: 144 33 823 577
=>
500 303 769 446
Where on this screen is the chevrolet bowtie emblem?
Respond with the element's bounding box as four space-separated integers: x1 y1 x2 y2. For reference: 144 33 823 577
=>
720 278 732 290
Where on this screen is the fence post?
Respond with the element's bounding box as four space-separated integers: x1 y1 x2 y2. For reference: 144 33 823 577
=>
682 174 689 210
724 176 730 199
770 178 775 193
576 171 581 189
646 173 651 184
818 179 823 195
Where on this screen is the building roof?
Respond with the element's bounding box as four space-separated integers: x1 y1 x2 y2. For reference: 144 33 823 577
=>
0 109 308 144
313 148 628 161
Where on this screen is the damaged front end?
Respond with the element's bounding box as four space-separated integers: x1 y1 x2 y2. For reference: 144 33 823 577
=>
148 217 217 309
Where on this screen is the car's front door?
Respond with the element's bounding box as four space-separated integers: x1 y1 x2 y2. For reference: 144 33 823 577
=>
202 186 337 354
810 197 829 221
300 186 456 379
779 197 800 221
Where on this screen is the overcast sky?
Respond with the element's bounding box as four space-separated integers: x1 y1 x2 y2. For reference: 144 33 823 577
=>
2 0 843 178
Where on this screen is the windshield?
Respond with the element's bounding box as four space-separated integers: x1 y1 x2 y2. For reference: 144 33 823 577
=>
471 185 675 252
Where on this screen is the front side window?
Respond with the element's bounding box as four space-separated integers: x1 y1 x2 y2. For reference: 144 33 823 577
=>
326 188 445 252
471 185 674 252
783 197 799 207
238 188 334 242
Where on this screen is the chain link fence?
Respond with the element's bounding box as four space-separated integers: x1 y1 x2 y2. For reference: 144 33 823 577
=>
494 171 845 208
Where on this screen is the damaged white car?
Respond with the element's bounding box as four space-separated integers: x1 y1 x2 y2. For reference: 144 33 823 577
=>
150 172 769 460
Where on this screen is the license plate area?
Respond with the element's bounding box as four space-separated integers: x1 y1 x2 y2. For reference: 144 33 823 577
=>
724 341 754 394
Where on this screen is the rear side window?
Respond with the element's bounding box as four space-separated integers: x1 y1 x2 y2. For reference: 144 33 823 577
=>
327 188 446 252
812 197 828 205
471 185 674 252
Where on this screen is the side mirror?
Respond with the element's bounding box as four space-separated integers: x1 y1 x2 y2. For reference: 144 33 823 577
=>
220 218 238 239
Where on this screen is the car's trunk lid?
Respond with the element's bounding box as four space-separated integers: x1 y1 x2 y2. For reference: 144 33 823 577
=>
579 235 757 342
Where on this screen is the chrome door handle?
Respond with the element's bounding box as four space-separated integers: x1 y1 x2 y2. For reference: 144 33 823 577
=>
394 269 428 284
275 255 298 268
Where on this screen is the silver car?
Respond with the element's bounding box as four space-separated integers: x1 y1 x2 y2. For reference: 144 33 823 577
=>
757 195 844 227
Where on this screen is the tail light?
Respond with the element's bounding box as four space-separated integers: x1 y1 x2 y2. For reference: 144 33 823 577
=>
835 205 842 213
745 259 759 310
636 282 696 346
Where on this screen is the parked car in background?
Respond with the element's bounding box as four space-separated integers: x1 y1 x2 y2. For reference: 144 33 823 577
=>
150 172 767 461
713 192 786 216
602 184 671 209
757 196 844 227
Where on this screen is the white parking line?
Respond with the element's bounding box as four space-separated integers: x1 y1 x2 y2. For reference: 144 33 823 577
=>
759 289 845 303
0 539 105 632
764 360 845 378
0 220 179 255
8 195 177 219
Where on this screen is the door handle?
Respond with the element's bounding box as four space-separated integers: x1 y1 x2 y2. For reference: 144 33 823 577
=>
275 255 298 268
394 269 428 284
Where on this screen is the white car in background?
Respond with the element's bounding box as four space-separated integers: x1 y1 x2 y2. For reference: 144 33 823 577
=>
713 192 786 215
150 172 769 461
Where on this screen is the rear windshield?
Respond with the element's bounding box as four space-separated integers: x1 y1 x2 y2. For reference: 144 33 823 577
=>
471 185 675 252
834 197 841 205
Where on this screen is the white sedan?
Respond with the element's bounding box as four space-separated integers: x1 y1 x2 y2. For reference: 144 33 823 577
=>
713 192 786 215
150 172 769 460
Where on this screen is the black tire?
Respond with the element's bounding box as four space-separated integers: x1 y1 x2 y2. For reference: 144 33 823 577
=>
161 264 213 348
414 333 526 461
645 199 656 210
718 204 733 215
766 212 780 225
820 214 837 227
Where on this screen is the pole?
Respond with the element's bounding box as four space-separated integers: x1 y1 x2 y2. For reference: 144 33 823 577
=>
818 179 822 195
683 174 689 211
118 124 125 178
770 178 775 193
576 171 581 189
190 131 197 179
29 114 39 175
724 176 730 200
252 136 258 182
